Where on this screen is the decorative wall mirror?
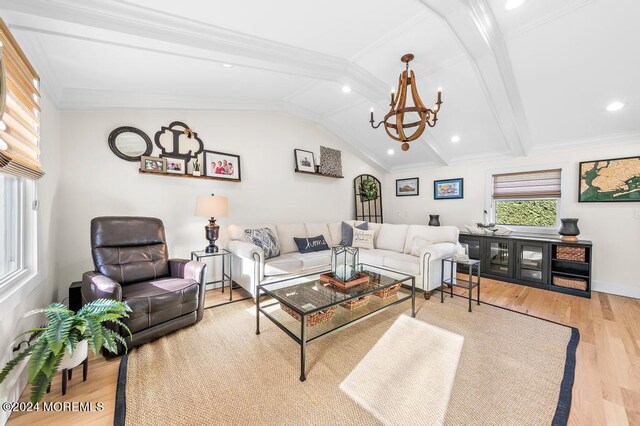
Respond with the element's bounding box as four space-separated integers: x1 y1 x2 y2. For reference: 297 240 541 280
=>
108 126 153 162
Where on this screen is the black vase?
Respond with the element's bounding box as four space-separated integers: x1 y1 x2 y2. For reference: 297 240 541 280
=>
428 215 440 227
558 218 580 241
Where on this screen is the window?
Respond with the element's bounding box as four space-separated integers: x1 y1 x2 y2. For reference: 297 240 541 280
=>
0 172 22 281
492 169 561 228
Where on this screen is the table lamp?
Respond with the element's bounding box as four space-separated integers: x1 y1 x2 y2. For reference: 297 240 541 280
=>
195 194 228 253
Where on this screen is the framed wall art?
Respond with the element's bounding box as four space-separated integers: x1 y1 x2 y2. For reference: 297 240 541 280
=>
396 178 419 196
294 149 316 173
578 156 640 202
434 178 464 200
140 156 166 173
204 150 241 181
165 157 186 175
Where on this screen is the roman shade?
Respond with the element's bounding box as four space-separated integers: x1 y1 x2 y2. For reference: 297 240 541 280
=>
0 19 43 180
492 169 561 199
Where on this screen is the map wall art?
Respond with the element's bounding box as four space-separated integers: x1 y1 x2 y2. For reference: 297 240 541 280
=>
578 156 640 202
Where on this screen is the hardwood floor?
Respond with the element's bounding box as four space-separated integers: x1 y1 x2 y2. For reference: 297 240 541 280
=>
8 280 640 425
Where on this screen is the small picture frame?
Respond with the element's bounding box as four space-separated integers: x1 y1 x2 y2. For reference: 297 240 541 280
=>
164 157 186 174
294 149 316 173
204 150 241 181
140 156 166 173
434 178 464 200
396 178 419 196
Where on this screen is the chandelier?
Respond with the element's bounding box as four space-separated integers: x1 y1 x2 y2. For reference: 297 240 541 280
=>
369 54 443 151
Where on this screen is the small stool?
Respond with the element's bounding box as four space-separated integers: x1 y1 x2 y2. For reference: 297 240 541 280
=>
441 257 481 312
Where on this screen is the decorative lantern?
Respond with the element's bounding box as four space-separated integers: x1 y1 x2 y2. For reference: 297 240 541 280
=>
332 246 359 282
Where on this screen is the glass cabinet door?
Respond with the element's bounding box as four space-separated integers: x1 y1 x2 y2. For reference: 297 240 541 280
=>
516 242 549 284
485 239 513 277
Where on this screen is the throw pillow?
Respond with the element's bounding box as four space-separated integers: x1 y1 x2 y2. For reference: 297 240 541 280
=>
340 221 368 246
294 235 330 254
352 229 375 250
410 236 434 257
243 228 280 259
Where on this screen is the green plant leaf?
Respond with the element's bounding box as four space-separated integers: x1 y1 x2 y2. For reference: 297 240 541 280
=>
27 338 51 382
30 370 52 404
0 346 33 384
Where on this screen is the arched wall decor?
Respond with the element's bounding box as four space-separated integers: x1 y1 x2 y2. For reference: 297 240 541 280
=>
154 121 204 160
354 174 383 223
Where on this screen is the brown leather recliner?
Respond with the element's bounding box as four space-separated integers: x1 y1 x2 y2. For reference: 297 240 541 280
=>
81 216 207 352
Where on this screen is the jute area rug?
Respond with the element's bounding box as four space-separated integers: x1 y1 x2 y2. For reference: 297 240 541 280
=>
115 295 578 425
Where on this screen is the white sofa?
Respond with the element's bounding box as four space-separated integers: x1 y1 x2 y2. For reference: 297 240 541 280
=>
227 220 459 299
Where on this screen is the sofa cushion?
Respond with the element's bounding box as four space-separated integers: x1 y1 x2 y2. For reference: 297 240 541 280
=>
122 278 199 334
276 223 307 254
294 235 330 253
264 253 303 276
358 248 397 266
305 223 333 247
376 224 409 252
292 251 332 271
353 229 375 250
328 222 342 247
403 225 459 254
408 237 434 257
367 223 382 247
228 224 277 241
383 252 421 276
340 221 368 246
243 228 280 259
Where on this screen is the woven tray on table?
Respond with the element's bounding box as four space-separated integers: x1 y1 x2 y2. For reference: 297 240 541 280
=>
340 295 371 311
373 283 401 299
552 276 587 291
556 246 586 262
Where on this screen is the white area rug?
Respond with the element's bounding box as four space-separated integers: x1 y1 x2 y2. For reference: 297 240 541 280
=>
340 315 464 426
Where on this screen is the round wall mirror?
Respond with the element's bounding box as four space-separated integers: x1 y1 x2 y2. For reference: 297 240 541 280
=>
108 127 153 162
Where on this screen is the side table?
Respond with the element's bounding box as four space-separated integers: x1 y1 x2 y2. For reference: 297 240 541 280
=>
191 249 234 301
441 257 481 312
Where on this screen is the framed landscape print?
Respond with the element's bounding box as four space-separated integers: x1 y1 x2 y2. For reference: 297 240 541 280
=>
204 150 241 181
294 149 316 173
579 156 640 202
396 178 419 196
165 157 186 175
434 178 464 200
140 156 166 173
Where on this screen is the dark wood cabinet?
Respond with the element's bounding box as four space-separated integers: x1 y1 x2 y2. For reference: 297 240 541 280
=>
458 233 592 298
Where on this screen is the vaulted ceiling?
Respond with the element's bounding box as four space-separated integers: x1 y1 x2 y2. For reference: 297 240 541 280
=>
1 0 638 171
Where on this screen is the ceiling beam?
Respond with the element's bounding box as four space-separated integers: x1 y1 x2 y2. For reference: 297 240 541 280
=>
419 0 532 156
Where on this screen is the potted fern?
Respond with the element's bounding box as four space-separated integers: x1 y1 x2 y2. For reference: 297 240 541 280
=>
0 299 131 403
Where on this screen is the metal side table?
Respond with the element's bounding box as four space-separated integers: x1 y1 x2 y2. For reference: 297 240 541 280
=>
191 249 234 301
441 257 481 312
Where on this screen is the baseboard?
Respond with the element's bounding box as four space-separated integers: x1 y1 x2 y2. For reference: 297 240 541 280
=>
591 280 639 299
0 356 29 424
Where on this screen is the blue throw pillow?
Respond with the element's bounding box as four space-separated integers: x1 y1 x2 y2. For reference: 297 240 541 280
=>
243 228 280 259
340 221 368 246
294 235 329 253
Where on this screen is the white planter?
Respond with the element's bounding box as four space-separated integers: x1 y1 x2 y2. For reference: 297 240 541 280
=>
192 170 201 177
59 339 88 371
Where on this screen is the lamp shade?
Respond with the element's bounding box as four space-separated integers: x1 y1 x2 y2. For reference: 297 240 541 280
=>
195 195 228 218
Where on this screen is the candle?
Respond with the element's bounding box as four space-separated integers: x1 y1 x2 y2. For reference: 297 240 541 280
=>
335 264 354 281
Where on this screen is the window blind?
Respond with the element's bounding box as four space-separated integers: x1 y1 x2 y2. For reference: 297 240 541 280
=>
0 19 42 180
492 169 561 199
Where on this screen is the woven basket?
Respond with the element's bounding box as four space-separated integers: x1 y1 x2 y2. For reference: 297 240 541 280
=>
373 283 401 299
552 276 587 291
340 295 371 311
280 304 336 327
556 246 586 262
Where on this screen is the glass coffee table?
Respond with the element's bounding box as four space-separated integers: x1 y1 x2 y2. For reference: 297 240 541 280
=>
256 263 416 381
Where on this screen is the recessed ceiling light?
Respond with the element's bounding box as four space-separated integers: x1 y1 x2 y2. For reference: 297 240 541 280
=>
342 85 352 93
505 0 526 10
221 63 233 68
387 149 394 155
606 101 625 112
451 135 461 143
